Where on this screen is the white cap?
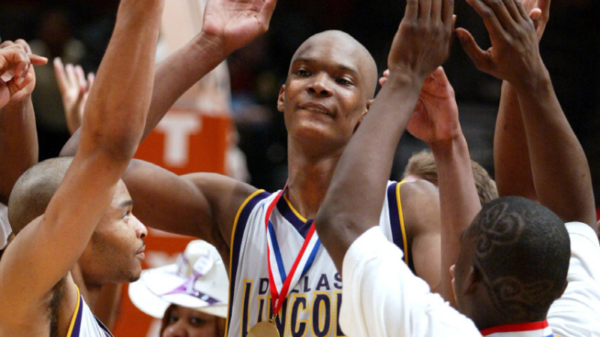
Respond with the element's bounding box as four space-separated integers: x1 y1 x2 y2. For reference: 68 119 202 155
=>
129 240 229 318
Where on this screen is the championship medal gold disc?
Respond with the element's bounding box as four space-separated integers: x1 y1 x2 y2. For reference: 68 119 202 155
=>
248 321 279 337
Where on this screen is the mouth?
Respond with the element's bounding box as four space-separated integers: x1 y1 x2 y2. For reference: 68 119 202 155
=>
136 243 146 260
298 103 334 117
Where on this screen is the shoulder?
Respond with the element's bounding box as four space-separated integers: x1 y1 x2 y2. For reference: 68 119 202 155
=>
398 180 440 236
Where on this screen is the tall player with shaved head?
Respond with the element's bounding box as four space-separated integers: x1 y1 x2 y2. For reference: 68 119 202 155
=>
61 2 446 336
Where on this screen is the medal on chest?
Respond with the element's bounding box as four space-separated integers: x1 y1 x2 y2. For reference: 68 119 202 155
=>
248 187 321 336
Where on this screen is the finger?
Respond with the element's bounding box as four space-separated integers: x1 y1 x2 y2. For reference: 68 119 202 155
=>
405 0 419 21
259 0 279 31
65 63 76 87
442 0 455 25
54 58 68 92
379 76 388 87
14 39 32 54
29 54 48 65
0 40 13 48
456 28 492 72
502 0 524 24
432 0 443 20
481 0 517 30
87 73 95 90
430 66 449 86
466 0 507 41
420 0 433 19
75 65 87 91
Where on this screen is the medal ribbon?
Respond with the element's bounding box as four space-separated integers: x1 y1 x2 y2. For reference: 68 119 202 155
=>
265 187 321 316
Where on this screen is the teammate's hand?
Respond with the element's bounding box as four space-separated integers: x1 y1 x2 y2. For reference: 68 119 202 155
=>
0 40 47 109
522 0 550 40
387 0 454 82
54 58 95 134
202 0 278 57
406 67 461 145
456 0 544 87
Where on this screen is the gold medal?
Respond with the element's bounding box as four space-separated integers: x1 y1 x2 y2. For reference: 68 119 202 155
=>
248 319 279 337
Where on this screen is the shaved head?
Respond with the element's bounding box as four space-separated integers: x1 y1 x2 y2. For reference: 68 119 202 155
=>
291 30 378 98
8 157 73 235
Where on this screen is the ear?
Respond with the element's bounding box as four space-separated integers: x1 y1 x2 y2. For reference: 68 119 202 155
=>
464 265 481 295
353 99 373 133
277 85 286 113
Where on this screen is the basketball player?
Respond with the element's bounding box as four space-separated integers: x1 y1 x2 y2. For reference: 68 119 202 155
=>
0 0 164 335
60 0 446 336
316 0 599 335
0 40 46 258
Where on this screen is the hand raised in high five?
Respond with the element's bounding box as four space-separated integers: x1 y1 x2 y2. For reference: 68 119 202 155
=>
522 0 550 39
456 0 544 87
0 40 47 109
54 58 95 134
202 0 278 57
387 0 454 82
406 67 461 145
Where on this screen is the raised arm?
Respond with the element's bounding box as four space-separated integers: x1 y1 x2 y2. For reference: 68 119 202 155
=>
405 67 481 306
458 0 596 229
0 40 46 204
0 0 164 302
315 0 454 273
492 0 549 200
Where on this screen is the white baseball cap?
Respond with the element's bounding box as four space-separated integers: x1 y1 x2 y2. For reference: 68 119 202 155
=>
129 240 229 318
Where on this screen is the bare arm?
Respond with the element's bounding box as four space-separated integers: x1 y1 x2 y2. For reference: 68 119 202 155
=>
0 40 46 204
315 0 454 273
458 0 596 229
492 0 550 200
0 0 164 305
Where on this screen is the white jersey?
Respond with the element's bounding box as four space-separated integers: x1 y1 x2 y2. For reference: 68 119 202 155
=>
67 286 113 337
225 181 410 337
0 203 11 250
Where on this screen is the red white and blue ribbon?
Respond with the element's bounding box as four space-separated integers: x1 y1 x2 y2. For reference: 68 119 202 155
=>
265 188 321 316
481 320 553 337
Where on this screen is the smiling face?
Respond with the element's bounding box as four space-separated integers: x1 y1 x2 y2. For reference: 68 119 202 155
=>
278 31 378 153
79 180 148 284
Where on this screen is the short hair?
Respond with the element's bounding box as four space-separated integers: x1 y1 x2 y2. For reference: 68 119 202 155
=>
8 157 73 235
402 149 498 205
468 196 570 322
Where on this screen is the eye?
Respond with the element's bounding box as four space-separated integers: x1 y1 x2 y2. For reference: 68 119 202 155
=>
336 77 354 86
122 210 131 220
189 316 207 326
168 315 179 324
294 69 311 77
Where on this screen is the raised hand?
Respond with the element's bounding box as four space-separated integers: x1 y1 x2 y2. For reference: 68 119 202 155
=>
456 0 544 87
202 0 278 57
54 58 95 134
0 40 47 108
387 0 454 82
522 0 550 39
406 67 461 145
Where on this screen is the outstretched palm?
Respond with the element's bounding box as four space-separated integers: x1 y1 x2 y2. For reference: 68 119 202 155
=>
202 0 278 56
407 67 460 145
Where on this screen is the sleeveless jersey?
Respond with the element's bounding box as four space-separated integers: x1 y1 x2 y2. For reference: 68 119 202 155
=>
225 181 411 337
67 286 113 337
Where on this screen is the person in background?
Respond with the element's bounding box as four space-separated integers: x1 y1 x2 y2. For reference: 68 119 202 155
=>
129 240 228 337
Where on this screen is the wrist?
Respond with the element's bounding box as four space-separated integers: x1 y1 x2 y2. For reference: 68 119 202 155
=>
429 131 466 159
194 31 228 63
510 62 552 93
384 69 425 92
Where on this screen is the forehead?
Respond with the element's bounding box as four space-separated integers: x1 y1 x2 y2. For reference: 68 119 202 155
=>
110 180 132 209
291 35 369 76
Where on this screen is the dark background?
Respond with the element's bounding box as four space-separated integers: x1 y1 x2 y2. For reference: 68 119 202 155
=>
1 0 599 202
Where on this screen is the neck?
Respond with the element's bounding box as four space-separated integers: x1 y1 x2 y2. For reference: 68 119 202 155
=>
286 141 343 220
70 264 103 309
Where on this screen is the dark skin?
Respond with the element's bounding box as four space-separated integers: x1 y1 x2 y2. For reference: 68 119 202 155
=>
457 0 596 230
314 0 455 300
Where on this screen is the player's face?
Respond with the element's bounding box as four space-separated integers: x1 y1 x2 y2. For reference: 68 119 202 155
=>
161 305 223 337
80 180 147 283
278 34 372 151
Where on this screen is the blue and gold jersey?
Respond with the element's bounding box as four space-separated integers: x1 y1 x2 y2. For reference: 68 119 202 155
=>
67 286 113 337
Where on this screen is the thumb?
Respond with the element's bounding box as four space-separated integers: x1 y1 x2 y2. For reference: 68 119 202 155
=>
456 28 491 72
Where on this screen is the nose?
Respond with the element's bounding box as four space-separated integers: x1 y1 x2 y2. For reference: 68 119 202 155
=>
307 72 332 96
133 215 148 239
163 321 188 337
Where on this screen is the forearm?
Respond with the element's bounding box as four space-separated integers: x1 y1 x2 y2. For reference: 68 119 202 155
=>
494 81 536 200
0 98 37 203
514 71 596 229
142 32 227 140
430 134 481 306
81 0 164 158
316 73 423 270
